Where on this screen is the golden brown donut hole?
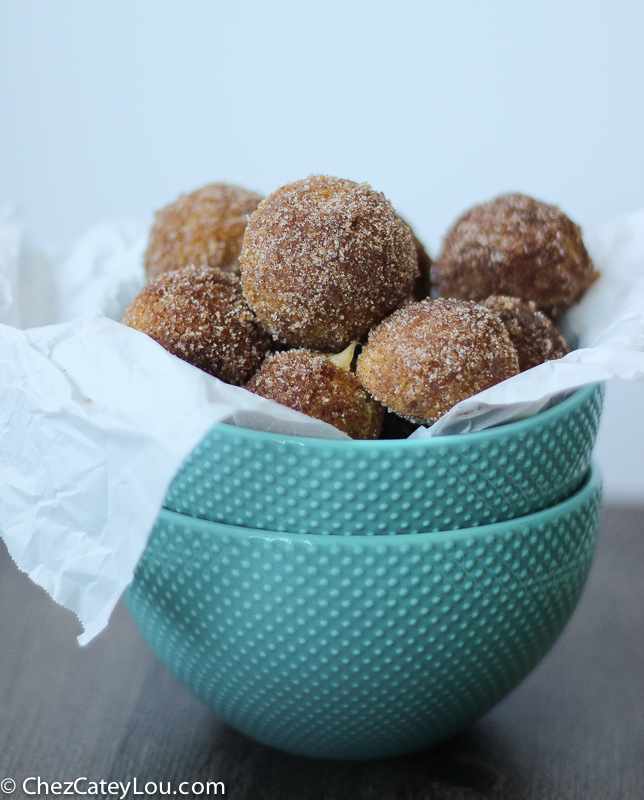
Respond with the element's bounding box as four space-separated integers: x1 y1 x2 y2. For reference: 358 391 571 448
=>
246 349 383 440
122 264 272 385
356 298 520 424
432 194 598 317
144 183 264 281
483 295 569 372
240 175 419 350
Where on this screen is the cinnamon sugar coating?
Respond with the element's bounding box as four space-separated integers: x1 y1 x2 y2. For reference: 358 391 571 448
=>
144 183 263 281
483 295 569 372
246 350 384 440
122 264 271 385
239 175 418 350
356 298 520 424
432 194 598 317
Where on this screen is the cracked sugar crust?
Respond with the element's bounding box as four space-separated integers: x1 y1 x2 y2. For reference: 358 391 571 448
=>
356 298 520 424
432 194 599 317
122 264 272 386
246 350 384 440
144 183 264 280
239 175 419 350
483 295 569 372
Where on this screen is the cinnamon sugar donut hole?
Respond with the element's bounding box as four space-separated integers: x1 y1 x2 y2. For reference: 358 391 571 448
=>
239 175 418 350
122 264 271 385
246 349 383 440
432 194 598 317
356 298 520 424
144 183 263 281
483 295 569 372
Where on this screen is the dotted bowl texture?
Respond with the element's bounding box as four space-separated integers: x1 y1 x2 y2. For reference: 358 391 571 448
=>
164 384 603 534
126 464 602 760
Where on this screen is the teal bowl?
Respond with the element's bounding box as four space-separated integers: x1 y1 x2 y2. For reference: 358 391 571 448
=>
164 384 603 534
126 464 602 760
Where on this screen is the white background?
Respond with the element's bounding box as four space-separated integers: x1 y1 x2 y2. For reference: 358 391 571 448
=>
1 1 643 502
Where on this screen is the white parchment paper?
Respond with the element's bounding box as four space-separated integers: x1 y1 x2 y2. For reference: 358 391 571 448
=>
1 204 643 644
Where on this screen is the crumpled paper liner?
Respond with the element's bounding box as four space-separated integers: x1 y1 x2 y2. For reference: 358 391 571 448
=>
1 204 643 643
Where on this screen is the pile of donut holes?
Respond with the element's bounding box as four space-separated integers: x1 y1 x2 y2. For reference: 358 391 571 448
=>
122 176 597 439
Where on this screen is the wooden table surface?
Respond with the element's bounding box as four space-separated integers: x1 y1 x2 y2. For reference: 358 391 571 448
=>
1 505 643 800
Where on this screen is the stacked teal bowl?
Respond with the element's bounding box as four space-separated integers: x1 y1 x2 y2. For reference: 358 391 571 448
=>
125 384 604 759
165 383 603 534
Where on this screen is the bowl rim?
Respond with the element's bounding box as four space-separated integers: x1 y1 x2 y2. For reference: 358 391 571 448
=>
213 383 602 449
157 462 601 545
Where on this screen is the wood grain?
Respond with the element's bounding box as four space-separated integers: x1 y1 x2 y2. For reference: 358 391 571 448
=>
0 506 642 799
